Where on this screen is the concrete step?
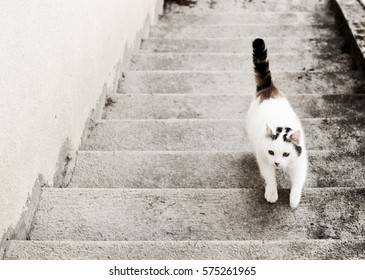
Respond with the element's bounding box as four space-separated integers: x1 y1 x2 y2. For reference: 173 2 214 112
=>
81 118 365 151
118 71 365 94
29 188 365 241
140 37 344 53
130 53 352 71
71 151 364 189
104 94 365 120
149 24 337 39
158 12 335 25
6 240 365 260
165 0 331 14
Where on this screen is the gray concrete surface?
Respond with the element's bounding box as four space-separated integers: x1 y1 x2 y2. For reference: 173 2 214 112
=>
130 53 352 71
163 0 331 13
158 12 335 25
104 94 365 119
5 240 365 260
71 151 364 189
336 0 365 71
118 71 365 94
82 118 365 151
29 188 365 241
141 37 344 53
149 24 337 39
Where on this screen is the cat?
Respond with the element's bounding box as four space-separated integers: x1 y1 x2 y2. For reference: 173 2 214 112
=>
246 38 308 208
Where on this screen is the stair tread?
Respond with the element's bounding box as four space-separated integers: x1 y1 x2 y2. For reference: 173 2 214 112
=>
130 53 353 71
82 118 365 151
158 12 335 25
71 150 365 189
164 0 330 14
104 94 365 120
140 37 344 53
6 240 365 260
118 71 365 94
29 188 365 241
149 24 338 39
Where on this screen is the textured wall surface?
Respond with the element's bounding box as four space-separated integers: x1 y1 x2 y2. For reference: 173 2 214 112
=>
0 0 161 249
338 0 365 63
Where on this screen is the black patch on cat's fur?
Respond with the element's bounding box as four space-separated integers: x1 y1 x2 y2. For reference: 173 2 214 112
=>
271 126 291 141
271 127 282 140
271 133 279 140
282 127 293 142
295 145 302 156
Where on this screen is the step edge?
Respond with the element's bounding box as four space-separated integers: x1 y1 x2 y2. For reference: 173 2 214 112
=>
131 52 345 56
8 239 365 245
144 36 341 41
94 117 363 123
108 93 365 97
40 186 365 193
121 70 356 74
75 149 337 155
151 23 337 27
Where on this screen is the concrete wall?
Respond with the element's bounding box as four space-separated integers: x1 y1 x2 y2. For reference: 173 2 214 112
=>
0 0 162 254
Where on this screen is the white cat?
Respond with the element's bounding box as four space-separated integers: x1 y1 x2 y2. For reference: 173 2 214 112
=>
246 38 308 208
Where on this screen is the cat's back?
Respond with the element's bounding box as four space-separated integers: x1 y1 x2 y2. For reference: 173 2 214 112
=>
248 95 297 120
247 96 301 141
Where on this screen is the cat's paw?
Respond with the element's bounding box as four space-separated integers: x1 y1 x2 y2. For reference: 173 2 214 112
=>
265 189 278 203
290 193 301 208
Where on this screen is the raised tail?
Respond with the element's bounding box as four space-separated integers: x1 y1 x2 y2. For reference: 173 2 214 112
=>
252 38 273 92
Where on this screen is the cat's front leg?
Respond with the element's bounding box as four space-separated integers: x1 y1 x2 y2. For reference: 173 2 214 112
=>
257 156 278 203
288 158 307 208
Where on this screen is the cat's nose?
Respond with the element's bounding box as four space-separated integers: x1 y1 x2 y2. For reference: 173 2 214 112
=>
274 162 280 166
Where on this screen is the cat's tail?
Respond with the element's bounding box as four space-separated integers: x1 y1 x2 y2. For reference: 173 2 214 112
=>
252 38 273 92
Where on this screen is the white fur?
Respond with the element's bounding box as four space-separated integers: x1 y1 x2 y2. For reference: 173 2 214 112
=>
246 94 308 208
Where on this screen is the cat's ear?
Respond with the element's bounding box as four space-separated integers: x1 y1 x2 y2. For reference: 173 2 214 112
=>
290 130 301 145
266 124 274 138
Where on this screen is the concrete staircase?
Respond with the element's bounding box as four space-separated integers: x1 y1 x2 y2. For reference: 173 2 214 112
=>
5 0 365 259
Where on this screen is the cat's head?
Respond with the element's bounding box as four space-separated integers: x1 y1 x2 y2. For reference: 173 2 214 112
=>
263 124 302 169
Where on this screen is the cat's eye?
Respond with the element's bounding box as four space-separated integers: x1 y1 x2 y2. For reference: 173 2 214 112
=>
268 150 274 155
283 152 290 157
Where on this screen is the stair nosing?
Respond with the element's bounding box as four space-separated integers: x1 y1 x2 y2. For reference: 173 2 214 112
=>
95 117 360 123
76 149 336 155
122 70 355 73
146 36 341 40
109 93 365 97
131 52 341 55
9 239 365 244
41 186 365 192
151 23 336 27
160 11 334 15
